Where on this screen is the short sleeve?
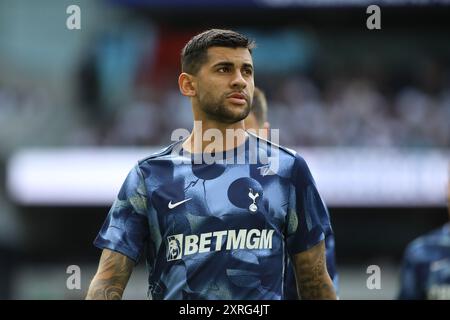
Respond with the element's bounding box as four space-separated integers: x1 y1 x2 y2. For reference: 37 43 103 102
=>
94 164 149 263
286 155 332 256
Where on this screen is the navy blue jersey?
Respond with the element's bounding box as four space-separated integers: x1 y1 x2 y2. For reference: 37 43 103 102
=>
398 223 450 300
94 133 333 300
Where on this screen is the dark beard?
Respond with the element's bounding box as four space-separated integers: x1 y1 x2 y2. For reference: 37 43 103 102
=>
199 92 252 124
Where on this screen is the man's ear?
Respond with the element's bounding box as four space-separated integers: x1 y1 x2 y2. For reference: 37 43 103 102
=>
178 73 196 97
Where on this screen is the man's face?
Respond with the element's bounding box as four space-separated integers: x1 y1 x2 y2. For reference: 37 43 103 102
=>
193 46 254 123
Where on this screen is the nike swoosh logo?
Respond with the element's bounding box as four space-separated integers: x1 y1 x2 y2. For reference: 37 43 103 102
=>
257 164 274 176
168 198 192 209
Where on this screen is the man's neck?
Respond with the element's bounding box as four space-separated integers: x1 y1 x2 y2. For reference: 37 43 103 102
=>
182 119 248 154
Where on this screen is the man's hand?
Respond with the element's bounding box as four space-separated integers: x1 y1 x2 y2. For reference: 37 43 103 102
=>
86 249 134 300
292 240 337 300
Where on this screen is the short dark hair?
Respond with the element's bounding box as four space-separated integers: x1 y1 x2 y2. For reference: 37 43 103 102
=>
181 29 256 75
251 87 268 126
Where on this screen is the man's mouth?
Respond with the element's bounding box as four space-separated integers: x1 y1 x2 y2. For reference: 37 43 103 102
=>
227 92 247 105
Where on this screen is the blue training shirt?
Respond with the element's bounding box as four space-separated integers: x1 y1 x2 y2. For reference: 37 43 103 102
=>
94 133 334 300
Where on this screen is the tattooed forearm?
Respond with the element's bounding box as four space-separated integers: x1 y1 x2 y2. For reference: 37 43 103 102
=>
86 249 134 300
297 253 335 299
293 241 337 300
86 280 125 300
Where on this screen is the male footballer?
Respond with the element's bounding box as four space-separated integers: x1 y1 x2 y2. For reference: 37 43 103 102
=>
87 29 336 300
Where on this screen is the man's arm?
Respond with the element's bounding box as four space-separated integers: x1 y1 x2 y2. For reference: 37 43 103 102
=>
292 240 337 300
86 249 134 300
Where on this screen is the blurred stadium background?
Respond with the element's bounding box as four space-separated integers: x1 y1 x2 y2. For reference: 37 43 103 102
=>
0 0 449 299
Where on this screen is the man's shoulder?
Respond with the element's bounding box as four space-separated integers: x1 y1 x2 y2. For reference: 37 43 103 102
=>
247 131 313 181
247 131 305 163
137 140 183 166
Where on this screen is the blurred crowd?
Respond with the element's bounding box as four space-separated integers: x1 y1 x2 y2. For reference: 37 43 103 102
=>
1 71 449 152
1 26 450 152
266 73 450 147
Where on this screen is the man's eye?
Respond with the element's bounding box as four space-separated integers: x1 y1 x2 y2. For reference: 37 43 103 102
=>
243 69 253 76
218 67 230 73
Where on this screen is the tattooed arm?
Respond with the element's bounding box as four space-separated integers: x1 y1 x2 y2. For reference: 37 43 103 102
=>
86 249 134 300
292 240 337 300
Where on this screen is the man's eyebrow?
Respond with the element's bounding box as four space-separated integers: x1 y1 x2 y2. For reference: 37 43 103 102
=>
211 61 254 69
212 61 234 68
242 63 253 70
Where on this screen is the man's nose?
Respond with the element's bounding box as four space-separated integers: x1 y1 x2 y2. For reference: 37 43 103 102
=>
230 71 247 89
